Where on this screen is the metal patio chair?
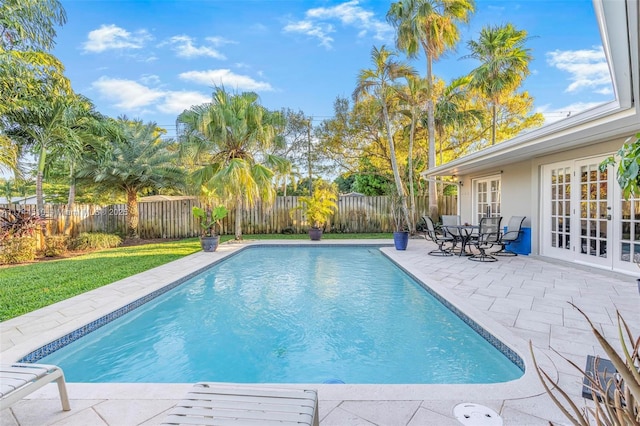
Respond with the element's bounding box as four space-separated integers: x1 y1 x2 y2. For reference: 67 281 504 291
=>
493 216 526 256
468 216 502 262
422 216 454 256
441 215 462 254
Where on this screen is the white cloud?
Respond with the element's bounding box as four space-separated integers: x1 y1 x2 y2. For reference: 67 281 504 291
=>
162 35 227 59
546 46 612 94
283 21 334 49
284 0 392 48
139 74 162 86
158 91 210 114
205 36 236 46
91 77 210 115
82 24 152 53
179 69 274 91
91 77 164 109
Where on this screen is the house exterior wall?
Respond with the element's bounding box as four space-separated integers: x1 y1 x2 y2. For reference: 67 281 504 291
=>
528 135 626 255
457 136 626 256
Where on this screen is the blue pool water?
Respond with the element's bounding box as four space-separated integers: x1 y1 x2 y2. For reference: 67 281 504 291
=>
40 246 523 384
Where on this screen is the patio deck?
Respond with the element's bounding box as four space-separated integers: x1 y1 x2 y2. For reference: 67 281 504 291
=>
1 238 638 425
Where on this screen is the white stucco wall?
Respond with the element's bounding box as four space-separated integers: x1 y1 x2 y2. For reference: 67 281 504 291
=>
456 136 628 256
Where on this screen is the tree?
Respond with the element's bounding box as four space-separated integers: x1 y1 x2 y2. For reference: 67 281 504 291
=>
77 118 185 239
464 23 532 145
334 174 356 194
316 97 380 175
4 95 97 214
353 45 416 231
387 0 475 220
0 0 67 52
1 0 70 174
397 75 429 231
432 76 483 164
0 136 19 175
178 88 286 240
270 109 311 196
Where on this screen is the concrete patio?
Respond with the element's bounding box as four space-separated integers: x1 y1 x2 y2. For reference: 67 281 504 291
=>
1 238 638 425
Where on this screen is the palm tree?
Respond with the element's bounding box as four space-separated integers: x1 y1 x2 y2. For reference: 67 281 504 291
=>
177 88 286 240
464 23 532 145
433 76 483 163
78 118 185 239
387 0 475 220
0 136 19 175
353 45 416 231
4 95 93 214
0 178 14 202
1 0 71 153
397 75 429 231
0 0 67 52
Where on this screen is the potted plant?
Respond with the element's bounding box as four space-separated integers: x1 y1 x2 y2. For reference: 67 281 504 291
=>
295 187 338 240
192 205 228 252
389 192 409 250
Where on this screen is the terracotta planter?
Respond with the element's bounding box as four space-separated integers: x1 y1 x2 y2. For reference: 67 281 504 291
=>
200 236 220 252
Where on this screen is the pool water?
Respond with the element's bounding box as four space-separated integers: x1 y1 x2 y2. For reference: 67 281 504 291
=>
40 246 523 384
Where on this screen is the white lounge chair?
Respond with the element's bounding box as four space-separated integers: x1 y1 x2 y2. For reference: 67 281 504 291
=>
163 382 319 426
0 363 71 412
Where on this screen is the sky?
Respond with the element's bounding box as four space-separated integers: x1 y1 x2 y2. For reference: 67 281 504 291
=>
52 0 613 139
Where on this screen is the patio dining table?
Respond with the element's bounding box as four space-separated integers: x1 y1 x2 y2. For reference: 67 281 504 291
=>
443 225 479 257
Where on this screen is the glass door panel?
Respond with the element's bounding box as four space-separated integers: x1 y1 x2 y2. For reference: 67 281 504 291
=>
473 176 501 224
575 159 611 266
549 166 571 251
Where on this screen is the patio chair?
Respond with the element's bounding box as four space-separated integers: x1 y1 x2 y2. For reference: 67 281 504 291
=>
0 363 71 412
162 382 319 426
493 216 526 256
441 215 462 254
422 216 454 256
468 216 502 262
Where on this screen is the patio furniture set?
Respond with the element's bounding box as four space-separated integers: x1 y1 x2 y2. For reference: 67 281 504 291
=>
422 215 527 262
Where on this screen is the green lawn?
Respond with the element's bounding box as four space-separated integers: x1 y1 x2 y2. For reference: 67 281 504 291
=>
0 233 391 321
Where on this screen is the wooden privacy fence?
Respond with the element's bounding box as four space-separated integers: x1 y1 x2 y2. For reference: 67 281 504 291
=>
1 195 456 239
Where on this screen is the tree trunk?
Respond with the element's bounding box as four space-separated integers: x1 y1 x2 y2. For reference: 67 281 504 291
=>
382 103 410 230
491 102 497 145
126 189 139 239
36 143 46 217
408 112 416 233
234 196 243 240
64 166 76 236
426 56 439 222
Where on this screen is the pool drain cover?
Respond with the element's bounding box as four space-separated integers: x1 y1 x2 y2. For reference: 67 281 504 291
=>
453 403 503 426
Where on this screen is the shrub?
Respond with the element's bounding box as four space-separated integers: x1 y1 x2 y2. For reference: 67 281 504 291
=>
0 208 46 239
44 235 69 257
0 237 37 264
70 232 122 250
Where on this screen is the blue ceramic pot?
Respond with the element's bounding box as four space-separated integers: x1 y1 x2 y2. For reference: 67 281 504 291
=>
393 231 409 250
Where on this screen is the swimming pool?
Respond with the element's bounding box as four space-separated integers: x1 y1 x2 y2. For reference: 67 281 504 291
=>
35 245 523 384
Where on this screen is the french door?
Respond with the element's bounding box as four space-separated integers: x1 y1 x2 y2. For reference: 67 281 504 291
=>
473 176 501 223
542 157 620 269
574 158 612 267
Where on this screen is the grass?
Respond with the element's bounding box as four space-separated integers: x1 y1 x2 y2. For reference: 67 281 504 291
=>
0 233 391 321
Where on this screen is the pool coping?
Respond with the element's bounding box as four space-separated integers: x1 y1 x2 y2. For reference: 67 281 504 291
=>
0 239 553 402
